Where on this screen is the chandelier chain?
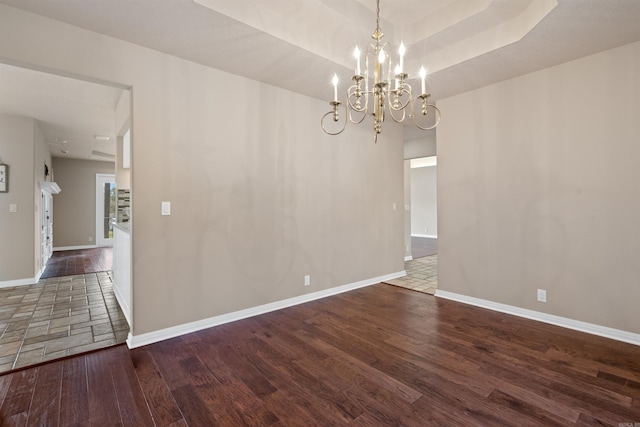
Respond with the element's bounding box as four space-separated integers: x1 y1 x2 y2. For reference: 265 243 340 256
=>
375 0 381 35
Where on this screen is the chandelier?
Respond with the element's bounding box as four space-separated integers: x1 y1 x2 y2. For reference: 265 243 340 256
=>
321 0 441 142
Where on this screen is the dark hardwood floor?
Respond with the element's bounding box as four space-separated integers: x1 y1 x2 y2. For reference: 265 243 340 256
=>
1 283 639 426
40 247 113 278
411 236 437 258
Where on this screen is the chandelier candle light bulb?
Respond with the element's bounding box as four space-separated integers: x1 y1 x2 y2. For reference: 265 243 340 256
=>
354 47 361 75
398 42 405 73
332 74 339 102
419 66 426 95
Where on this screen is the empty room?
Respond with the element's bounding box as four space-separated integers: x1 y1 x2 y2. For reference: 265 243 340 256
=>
0 1 639 425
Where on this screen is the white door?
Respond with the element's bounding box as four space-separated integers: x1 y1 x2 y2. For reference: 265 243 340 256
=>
40 191 53 271
96 174 116 247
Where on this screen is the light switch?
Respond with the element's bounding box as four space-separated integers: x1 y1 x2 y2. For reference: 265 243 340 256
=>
161 201 171 216
9 204 17 213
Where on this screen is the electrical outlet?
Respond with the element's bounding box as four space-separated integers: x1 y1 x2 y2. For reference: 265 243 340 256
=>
537 289 547 303
88 236 93 242
304 275 310 286
161 201 171 215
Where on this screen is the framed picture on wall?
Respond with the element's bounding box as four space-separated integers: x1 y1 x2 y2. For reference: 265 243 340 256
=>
0 164 7 192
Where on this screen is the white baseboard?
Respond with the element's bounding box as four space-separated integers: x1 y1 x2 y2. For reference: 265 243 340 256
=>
126 270 406 349
435 290 640 347
113 284 131 328
54 245 98 251
404 255 413 261
411 234 437 239
0 276 38 289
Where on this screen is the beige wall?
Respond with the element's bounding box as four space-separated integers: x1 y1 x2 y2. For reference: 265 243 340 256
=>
0 114 50 283
115 90 131 190
52 158 115 248
0 5 405 336
403 160 411 259
404 132 436 160
0 114 36 281
437 40 640 334
411 165 437 236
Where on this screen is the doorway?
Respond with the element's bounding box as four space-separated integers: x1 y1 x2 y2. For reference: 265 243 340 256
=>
410 156 437 259
96 173 116 247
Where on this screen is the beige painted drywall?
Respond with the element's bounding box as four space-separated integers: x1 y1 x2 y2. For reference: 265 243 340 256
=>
0 5 405 336
115 90 131 190
0 114 36 281
411 165 437 236
403 160 411 259
51 158 115 248
437 40 640 334
404 132 436 160
0 115 50 283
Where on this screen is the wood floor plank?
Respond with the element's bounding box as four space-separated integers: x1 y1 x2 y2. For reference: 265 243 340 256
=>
0 373 16 412
85 348 123 426
58 357 90 426
240 335 361 425
25 362 63 427
109 346 155 426
0 369 38 422
130 347 185 426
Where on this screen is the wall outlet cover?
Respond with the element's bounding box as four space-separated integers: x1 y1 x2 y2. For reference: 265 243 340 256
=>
537 289 547 302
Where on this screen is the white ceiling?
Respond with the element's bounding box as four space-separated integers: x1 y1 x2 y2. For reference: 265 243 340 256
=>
2 0 640 158
0 63 125 161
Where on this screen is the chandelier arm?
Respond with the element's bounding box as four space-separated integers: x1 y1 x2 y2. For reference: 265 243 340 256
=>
347 85 369 113
387 85 412 112
320 102 348 135
388 106 406 123
348 108 368 125
411 100 442 131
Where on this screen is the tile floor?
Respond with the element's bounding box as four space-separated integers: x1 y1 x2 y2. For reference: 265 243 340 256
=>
384 254 437 294
0 271 129 373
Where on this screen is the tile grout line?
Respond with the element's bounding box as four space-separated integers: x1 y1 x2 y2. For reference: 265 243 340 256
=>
11 281 48 370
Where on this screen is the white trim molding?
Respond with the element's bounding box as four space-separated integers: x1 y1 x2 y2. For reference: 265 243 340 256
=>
404 255 413 262
127 270 406 349
411 234 438 239
435 290 640 347
0 276 38 289
113 282 131 327
54 245 98 251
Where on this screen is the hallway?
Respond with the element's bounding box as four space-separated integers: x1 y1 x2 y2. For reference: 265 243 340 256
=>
40 247 112 279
